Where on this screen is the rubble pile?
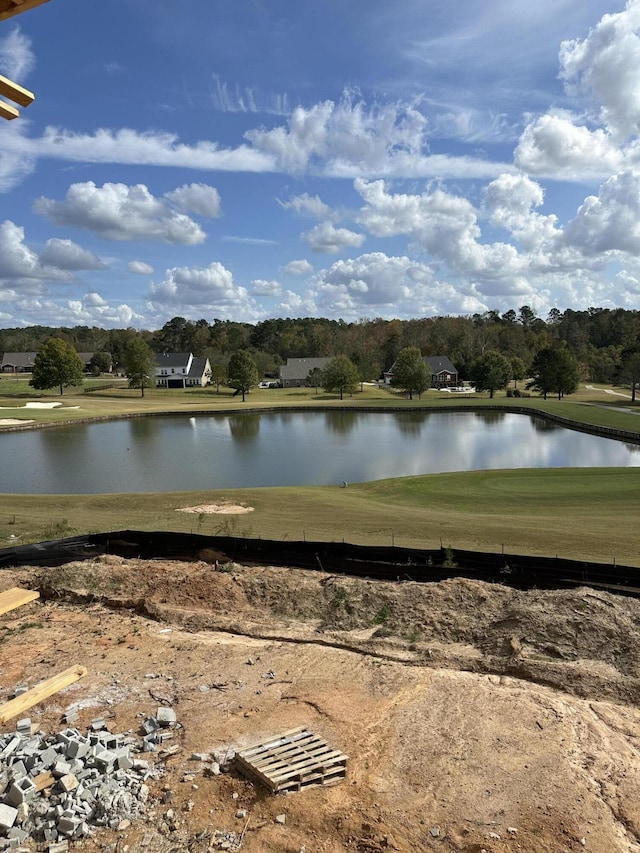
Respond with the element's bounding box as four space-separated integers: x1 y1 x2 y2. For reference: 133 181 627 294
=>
0 710 172 850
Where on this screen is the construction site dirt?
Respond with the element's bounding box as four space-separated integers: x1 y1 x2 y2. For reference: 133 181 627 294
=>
2 554 640 853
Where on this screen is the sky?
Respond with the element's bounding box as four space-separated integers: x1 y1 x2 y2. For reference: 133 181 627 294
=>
1 0 640 330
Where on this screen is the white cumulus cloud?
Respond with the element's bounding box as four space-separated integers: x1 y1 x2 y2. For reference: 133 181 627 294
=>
164 183 222 217
283 259 314 275
303 221 365 254
34 182 207 244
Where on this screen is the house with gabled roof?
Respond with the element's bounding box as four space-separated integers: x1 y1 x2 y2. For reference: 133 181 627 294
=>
384 355 459 389
1 352 37 373
155 352 211 388
279 357 332 388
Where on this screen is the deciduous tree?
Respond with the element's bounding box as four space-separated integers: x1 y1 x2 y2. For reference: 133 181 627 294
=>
390 347 430 400
322 355 359 400
227 350 259 402
123 338 156 397
30 338 84 396
469 351 512 398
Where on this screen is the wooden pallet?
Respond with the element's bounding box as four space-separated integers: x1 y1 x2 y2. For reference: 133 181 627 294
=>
234 726 347 793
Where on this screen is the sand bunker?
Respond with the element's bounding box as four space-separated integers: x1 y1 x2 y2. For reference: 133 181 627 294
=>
0 418 34 425
177 504 254 515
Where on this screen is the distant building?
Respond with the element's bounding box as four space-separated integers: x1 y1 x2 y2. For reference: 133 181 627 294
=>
154 352 211 388
384 355 459 388
1 351 97 373
279 357 332 388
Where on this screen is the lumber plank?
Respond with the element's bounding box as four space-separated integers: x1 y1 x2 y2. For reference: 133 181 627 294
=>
0 75 34 107
0 0 50 22
33 770 55 791
0 100 19 120
0 665 87 725
0 587 39 616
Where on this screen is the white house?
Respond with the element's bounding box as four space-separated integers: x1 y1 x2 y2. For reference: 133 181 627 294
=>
155 352 211 388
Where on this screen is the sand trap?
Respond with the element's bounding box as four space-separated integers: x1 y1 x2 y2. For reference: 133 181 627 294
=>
177 504 254 515
0 418 34 425
24 402 64 409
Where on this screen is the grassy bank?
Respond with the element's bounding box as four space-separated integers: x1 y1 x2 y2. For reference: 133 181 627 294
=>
1 467 638 567
1 379 639 565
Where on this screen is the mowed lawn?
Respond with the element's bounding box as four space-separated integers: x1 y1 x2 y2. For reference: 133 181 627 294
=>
0 468 638 567
1 378 639 566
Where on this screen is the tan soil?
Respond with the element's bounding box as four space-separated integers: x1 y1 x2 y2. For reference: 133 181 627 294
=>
3 556 640 852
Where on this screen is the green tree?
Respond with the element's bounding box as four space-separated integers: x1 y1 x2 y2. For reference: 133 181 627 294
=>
89 351 112 375
210 363 227 393
30 338 84 395
322 355 359 400
510 356 526 389
307 367 325 393
528 345 580 400
227 350 259 402
123 338 156 397
469 351 512 398
615 345 640 403
390 347 430 400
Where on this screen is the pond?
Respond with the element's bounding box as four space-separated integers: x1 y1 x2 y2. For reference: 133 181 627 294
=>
2 409 639 495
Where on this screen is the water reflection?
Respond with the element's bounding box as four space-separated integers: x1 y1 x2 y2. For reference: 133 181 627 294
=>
473 410 507 425
530 417 561 434
228 414 260 441
324 410 358 436
395 412 427 436
2 410 639 494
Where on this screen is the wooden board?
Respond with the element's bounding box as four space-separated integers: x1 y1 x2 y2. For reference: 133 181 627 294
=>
0 665 87 725
0 0 50 22
0 587 39 616
235 727 347 793
0 100 19 120
0 75 34 107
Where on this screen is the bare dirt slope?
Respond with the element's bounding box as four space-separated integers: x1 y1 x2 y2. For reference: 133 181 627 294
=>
2 555 640 853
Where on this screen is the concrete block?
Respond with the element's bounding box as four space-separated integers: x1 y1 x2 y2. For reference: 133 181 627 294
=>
14 719 31 736
8 761 26 780
0 803 18 829
156 707 177 726
90 718 106 731
39 746 60 768
6 777 36 806
65 737 89 760
57 815 81 836
47 842 69 853
142 717 158 735
56 774 78 794
7 828 27 843
52 761 71 778
55 729 78 748
0 738 21 759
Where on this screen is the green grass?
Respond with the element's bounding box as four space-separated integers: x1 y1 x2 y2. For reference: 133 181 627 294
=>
1 379 639 568
0 467 638 567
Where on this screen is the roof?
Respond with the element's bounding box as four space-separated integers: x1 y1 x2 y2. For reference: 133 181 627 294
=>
424 356 458 375
279 357 332 380
0 0 49 22
154 352 192 369
187 357 210 379
1 352 37 368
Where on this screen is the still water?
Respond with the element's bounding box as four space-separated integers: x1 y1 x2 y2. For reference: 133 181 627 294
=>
2 410 639 494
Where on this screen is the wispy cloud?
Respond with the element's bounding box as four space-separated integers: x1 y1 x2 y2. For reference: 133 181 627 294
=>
210 74 291 115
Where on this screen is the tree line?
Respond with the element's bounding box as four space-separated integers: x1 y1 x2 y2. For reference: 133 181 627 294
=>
3 306 640 397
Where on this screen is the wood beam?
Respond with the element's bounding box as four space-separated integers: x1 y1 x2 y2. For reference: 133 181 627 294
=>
0 0 50 22
0 587 39 616
0 75 34 108
0 665 88 725
0 100 18 120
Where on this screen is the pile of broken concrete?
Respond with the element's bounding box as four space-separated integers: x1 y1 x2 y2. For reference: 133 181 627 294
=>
0 708 176 850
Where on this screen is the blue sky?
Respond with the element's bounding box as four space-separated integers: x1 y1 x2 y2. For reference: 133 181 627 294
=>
1 0 640 329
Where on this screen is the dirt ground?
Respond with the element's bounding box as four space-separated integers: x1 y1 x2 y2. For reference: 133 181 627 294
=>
2 554 640 853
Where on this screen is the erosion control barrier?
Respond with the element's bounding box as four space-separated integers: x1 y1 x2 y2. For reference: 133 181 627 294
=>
1 531 639 597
